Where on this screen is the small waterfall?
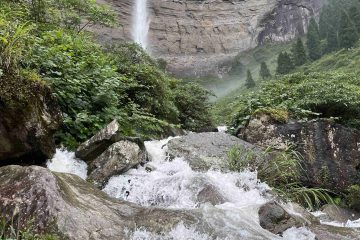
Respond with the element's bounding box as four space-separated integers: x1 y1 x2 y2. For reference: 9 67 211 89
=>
132 0 150 49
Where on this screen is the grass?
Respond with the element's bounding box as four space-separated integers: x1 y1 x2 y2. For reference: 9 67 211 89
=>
228 145 335 210
0 218 59 240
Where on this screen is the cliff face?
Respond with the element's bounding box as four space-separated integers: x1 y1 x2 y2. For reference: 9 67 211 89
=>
95 0 324 77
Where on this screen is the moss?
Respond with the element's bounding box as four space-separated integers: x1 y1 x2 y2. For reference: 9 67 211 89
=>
252 108 289 124
345 184 360 211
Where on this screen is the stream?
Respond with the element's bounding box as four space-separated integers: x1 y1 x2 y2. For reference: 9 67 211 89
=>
47 137 360 239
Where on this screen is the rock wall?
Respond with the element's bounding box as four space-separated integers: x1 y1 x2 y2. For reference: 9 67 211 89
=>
94 0 324 77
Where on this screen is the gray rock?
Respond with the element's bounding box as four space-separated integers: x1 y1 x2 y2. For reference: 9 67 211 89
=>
0 165 206 240
75 120 143 162
259 202 302 234
87 141 145 188
91 0 324 77
320 204 360 223
241 114 360 192
197 184 226 206
167 132 260 171
0 84 62 165
310 224 360 240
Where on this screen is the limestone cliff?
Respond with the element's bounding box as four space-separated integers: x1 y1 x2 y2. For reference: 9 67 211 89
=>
94 0 324 77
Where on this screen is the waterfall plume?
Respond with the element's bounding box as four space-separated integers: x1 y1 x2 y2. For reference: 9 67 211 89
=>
132 0 150 49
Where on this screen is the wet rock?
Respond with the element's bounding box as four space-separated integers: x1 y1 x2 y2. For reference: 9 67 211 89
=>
0 165 206 240
320 204 360 223
241 114 360 191
87 141 145 188
310 224 360 240
75 120 143 162
167 132 261 171
0 84 62 166
197 185 226 206
258 202 302 234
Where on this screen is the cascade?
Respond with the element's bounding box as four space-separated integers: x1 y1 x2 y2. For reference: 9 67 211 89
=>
132 0 150 49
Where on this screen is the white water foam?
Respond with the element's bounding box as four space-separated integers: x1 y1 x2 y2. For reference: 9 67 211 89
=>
217 126 228 133
311 211 360 228
103 137 318 239
132 0 150 49
46 149 88 180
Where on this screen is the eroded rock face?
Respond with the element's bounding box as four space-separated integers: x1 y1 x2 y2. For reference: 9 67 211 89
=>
0 165 206 239
0 86 61 165
167 132 260 171
240 115 360 191
88 141 145 188
94 0 324 77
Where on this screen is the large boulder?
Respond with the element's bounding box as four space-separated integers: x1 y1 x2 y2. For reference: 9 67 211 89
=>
0 81 62 166
87 140 145 188
0 165 206 239
320 204 360 223
167 132 260 171
240 114 360 191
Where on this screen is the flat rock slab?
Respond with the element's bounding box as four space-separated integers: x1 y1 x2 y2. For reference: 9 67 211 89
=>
167 132 259 171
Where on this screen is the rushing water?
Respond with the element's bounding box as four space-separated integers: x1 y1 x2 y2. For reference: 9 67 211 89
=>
47 137 360 239
132 0 150 49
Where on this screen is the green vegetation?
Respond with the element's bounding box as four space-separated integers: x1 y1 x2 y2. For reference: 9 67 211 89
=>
245 70 255 88
345 185 360 211
228 145 334 210
291 39 307 66
276 52 294 75
0 0 212 148
306 18 321 61
259 61 271 80
0 218 58 240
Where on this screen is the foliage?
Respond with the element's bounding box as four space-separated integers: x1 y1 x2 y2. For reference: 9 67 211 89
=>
0 218 58 240
228 145 335 210
230 72 360 130
252 108 289 124
245 70 255 88
291 39 307 66
259 61 271 80
173 82 214 131
0 0 213 148
276 52 294 75
306 18 322 60
339 10 358 49
345 185 360 211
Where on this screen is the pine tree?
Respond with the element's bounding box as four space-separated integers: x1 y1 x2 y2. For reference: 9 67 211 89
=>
349 6 360 33
291 38 307 66
326 30 339 53
306 18 322 60
245 70 256 88
319 6 330 40
339 10 358 49
276 52 294 75
259 61 271 80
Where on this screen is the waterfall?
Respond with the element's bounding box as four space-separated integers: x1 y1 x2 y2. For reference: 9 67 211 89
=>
132 0 150 49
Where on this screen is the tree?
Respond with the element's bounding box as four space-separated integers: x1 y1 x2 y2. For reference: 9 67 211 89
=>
306 18 322 60
245 70 256 88
349 6 360 33
259 61 271 80
339 10 358 49
326 30 339 53
291 38 307 66
276 52 294 75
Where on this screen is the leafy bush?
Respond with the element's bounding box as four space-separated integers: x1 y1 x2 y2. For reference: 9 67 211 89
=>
346 185 360 211
230 72 360 129
173 82 214 131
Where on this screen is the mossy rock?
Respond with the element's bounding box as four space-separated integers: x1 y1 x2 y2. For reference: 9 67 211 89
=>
252 108 289 124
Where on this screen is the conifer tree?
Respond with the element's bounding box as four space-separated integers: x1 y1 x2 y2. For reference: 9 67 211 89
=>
326 30 339 53
349 6 360 33
245 70 256 88
259 61 271 80
291 38 307 66
339 11 358 49
319 6 330 40
306 18 322 60
276 52 294 75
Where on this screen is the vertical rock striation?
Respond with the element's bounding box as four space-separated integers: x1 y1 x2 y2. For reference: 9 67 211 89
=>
94 0 324 77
